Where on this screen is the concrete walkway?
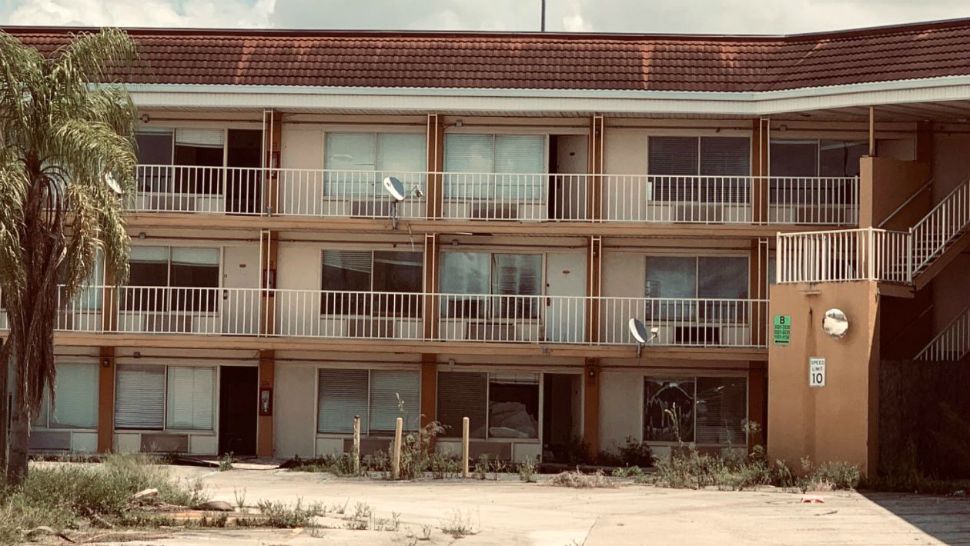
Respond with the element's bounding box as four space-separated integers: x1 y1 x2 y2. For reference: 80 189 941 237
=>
118 466 970 545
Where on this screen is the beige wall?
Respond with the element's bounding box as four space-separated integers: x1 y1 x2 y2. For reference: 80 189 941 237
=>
859 157 932 229
274 364 318 459
598 370 642 452
767 281 880 475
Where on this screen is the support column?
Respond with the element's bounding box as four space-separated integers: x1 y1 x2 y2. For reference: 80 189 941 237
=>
97 346 115 453
262 110 283 215
257 349 275 457
588 115 605 221
259 229 279 336
583 357 601 456
420 354 437 429
752 118 770 224
750 238 769 346
422 233 440 340
585 236 602 343
426 114 445 218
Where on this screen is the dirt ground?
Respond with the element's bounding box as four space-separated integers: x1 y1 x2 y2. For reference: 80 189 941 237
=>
91 465 970 545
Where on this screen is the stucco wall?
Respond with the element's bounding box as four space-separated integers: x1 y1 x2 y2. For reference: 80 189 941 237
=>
767 281 880 474
274 364 318 459
598 370 642 452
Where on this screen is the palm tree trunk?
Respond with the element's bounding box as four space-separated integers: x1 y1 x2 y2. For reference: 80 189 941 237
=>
0 345 8 475
6 382 28 485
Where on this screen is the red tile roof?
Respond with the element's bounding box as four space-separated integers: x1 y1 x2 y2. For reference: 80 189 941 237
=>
4 18 970 93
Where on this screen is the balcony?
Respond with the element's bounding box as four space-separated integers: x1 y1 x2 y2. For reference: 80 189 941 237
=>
44 286 767 350
131 165 858 226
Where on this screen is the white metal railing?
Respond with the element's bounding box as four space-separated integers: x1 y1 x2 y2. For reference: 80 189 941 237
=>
915 305 970 362
129 166 858 226
776 228 910 284
910 179 970 274
53 286 766 348
274 169 427 219
598 297 767 347
133 165 265 214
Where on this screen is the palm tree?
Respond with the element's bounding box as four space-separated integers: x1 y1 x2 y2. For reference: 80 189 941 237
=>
0 29 136 484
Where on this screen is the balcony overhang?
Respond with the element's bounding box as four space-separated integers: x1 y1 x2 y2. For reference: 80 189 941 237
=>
125 76 970 118
51 332 768 362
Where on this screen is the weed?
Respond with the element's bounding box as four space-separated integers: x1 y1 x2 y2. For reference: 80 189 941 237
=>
611 466 644 478
345 502 372 530
474 454 489 480
440 509 478 538
550 470 616 488
219 453 235 472
518 456 538 483
233 488 247 511
255 498 323 528
199 512 228 528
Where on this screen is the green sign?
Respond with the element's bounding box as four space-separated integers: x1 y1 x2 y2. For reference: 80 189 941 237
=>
773 315 791 345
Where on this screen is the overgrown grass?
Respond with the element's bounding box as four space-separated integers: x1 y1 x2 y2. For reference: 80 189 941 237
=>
550 470 616 489
0 454 206 545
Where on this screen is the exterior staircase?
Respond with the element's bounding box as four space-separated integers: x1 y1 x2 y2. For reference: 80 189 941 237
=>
915 304 970 362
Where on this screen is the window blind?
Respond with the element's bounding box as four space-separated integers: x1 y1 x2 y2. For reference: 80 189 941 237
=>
171 248 219 266
695 377 747 445
175 128 225 148
370 370 420 433
166 367 214 430
699 137 750 176
649 137 699 176
317 369 369 434
437 372 487 439
439 252 489 294
325 133 378 197
51 363 99 429
491 254 541 296
379 134 426 173
115 365 165 429
444 134 494 173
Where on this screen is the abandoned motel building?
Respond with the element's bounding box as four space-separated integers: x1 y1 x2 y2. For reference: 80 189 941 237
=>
2 17 970 476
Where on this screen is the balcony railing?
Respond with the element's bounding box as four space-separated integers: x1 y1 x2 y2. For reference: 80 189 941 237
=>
131 165 858 226
776 228 911 284
48 286 767 349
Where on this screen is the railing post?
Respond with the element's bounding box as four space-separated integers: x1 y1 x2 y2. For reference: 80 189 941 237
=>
906 229 914 284
866 228 876 280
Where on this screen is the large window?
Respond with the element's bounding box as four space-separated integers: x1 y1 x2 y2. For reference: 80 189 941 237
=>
114 364 215 431
648 136 751 202
444 134 545 200
440 252 542 319
317 369 420 434
437 371 539 439
321 250 423 316
33 363 99 429
769 139 865 207
644 256 748 326
643 376 747 445
126 247 220 311
325 133 425 197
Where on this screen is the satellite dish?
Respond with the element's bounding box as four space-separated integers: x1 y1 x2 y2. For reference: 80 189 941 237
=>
383 176 406 202
629 318 649 344
822 308 849 338
105 173 123 195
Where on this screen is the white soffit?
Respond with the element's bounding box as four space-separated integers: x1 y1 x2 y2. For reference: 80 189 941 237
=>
125 75 970 116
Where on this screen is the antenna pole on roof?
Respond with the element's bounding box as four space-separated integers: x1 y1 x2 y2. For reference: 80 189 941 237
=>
541 0 546 32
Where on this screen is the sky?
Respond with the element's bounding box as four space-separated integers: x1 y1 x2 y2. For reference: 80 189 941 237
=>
0 0 967 34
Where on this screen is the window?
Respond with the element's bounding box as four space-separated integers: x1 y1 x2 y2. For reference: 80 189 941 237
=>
114 364 214 431
126 247 220 312
321 250 423 316
33 363 99 429
644 256 748 323
770 139 865 207
643 376 747 445
440 252 542 319
325 133 425 197
437 371 539 440
316 369 420 434
648 136 751 202
444 134 545 200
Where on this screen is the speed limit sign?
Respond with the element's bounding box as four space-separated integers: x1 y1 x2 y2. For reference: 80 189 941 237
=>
809 357 826 388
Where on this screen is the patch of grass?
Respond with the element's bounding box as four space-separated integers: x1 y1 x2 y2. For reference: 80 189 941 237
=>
251 498 323 528
0 454 207 545
440 510 478 538
518 456 538 483
550 470 616 489
611 466 645 478
218 452 235 472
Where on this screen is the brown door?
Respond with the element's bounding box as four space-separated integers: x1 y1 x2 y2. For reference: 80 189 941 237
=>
219 366 258 456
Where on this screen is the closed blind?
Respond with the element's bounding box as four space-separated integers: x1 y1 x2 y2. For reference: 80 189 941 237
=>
649 137 698 175
491 254 541 295
495 135 544 199
379 134 426 173
699 137 750 176
115 365 165 429
437 372 487 439
325 133 378 196
51 363 99 429
318 369 369 434
695 377 747 445
175 128 225 147
370 370 420 433
166 367 214 430
444 134 494 173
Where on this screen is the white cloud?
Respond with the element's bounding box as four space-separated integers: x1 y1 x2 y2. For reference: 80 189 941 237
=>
5 0 276 28
1 0 967 33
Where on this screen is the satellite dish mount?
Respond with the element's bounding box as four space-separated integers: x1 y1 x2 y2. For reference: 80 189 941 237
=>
383 176 407 229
